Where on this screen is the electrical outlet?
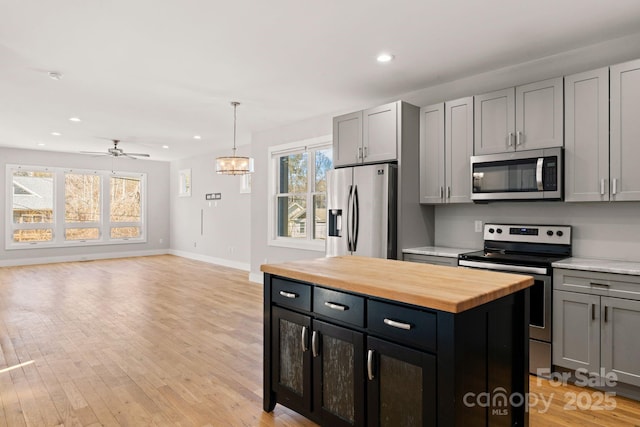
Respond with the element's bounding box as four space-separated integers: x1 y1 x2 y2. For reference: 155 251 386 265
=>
474 220 483 233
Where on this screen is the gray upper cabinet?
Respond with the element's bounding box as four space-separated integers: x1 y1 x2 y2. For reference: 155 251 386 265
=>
564 67 610 202
419 103 445 204
420 97 473 204
474 88 515 155
611 58 640 201
333 111 363 168
333 102 398 168
363 102 398 164
474 77 563 155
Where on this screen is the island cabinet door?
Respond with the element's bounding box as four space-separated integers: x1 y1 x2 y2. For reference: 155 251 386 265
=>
272 306 312 416
312 320 365 427
366 336 436 427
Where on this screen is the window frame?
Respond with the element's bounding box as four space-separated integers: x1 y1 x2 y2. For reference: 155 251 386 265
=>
5 164 147 250
267 135 332 252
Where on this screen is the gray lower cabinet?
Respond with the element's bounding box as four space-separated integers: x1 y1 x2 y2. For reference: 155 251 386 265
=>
403 253 458 267
553 269 640 387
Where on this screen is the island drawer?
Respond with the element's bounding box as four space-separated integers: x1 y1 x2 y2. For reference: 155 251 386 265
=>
368 300 437 352
313 287 365 327
271 277 312 311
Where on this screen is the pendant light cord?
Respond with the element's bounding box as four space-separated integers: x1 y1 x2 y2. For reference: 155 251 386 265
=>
232 101 239 156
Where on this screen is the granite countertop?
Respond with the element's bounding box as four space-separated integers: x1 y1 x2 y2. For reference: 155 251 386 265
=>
261 256 533 313
553 257 640 276
402 246 479 258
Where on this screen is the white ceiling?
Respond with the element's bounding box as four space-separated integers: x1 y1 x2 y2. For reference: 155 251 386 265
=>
2 0 640 162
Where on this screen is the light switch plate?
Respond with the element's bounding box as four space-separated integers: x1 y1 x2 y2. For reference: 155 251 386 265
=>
474 220 483 233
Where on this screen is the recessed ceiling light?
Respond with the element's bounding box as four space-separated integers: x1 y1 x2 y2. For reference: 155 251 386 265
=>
193 135 201 140
48 71 63 80
69 117 81 122
37 143 46 146
376 53 394 63
162 145 169 149
51 132 61 136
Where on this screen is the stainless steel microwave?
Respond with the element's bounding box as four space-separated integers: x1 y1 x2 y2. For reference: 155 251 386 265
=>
470 147 563 202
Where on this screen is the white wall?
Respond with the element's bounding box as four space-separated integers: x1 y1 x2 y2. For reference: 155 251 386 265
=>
250 115 332 282
0 147 170 266
169 146 251 271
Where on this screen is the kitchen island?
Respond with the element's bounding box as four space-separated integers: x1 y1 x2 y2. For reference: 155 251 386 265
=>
261 256 533 426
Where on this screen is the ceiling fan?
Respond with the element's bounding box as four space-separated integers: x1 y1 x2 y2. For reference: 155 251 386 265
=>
81 139 150 159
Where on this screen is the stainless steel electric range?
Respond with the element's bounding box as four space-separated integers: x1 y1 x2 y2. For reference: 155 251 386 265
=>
458 223 572 376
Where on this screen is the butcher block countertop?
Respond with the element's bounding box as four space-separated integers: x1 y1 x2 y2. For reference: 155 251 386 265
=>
260 256 534 314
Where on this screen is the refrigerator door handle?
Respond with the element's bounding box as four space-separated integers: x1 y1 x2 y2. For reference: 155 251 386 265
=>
346 185 353 252
353 185 359 252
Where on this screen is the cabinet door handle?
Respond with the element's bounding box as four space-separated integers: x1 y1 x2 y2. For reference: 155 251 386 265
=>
604 306 608 323
516 131 523 146
508 132 514 147
279 290 298 299
612 178 618 195
447 186 451 199
600 179 606 196
357 146 362 160
384 318 412 330
363 146 368 159
324 301 348 311
591 303 595 321
301 326 308 352
311 330 319 358
367 349 375 380
439 186 444 199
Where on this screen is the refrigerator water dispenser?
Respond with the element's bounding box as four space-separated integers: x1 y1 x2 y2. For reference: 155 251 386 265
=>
328 209 342 237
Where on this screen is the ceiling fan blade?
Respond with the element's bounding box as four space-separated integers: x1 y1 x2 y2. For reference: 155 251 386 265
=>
80 151 110 155
124 153 151 157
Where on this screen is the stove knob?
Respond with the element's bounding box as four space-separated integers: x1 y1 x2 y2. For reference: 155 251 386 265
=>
496 228 502 234
556 230 564 237
488 228 495 234
547 230 554 236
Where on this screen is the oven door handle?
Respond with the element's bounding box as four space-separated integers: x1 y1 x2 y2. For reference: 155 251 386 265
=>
458 259 548 275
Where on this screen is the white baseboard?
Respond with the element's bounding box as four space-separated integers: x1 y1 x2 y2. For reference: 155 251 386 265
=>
169 249 250 272
0 249 169 268
249 271 264 284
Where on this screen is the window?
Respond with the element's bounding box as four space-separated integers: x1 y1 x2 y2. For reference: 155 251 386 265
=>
6 165 146 249
269 136 332 250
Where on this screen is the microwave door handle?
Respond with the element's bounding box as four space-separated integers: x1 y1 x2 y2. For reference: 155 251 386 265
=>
536 158 544 191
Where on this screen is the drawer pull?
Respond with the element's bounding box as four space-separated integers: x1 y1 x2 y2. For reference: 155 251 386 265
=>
324 301 348 311
591 303 595 321
279 291 298 299
384 318 412 330
590 282 610 288
604 306 608 323
367 349 375 381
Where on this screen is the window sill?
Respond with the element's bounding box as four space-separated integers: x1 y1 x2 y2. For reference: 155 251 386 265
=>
268 238 326 252
5 238 147 250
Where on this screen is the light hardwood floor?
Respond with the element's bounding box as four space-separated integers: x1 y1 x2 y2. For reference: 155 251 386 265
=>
0 255 639 426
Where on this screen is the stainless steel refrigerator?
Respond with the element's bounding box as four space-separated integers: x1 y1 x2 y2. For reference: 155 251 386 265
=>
326 163 397 259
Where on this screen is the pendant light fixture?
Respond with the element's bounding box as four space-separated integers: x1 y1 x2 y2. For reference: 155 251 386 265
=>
215 101 254 175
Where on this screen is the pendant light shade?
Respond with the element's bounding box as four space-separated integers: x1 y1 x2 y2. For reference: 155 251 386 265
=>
216 101 254 175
